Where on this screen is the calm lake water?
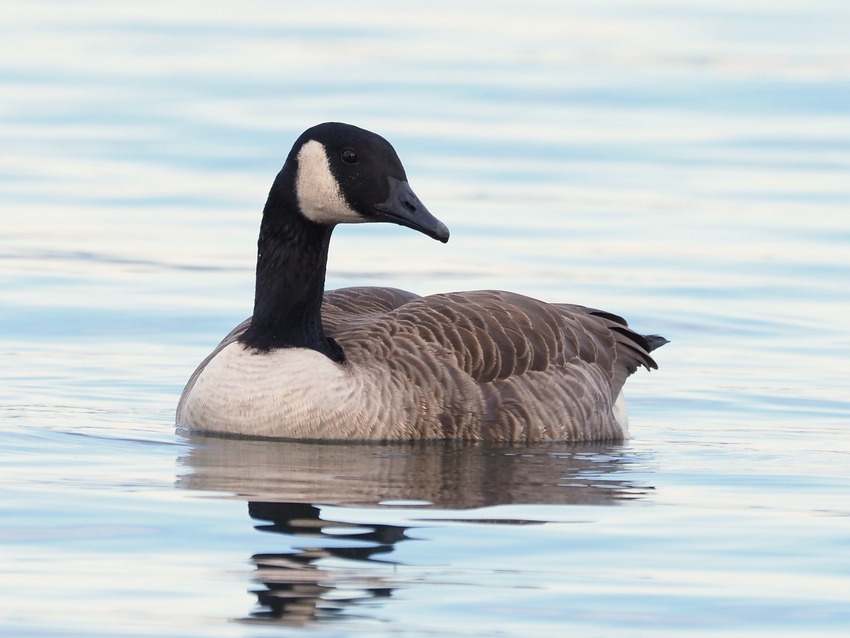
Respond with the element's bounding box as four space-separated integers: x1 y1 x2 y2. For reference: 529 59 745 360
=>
2 1 849 636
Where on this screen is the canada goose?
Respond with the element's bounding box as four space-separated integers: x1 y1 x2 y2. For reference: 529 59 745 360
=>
176 122 666 442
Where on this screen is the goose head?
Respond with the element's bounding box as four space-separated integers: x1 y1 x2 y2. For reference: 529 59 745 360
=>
282 122 449 242
245 123 448 355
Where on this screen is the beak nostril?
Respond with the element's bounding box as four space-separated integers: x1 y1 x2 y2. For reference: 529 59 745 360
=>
403 200 416 214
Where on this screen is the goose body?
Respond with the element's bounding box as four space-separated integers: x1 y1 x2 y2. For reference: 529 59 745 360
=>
176 123 666 442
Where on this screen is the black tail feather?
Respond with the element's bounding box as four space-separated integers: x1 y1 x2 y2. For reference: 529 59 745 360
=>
644 334 669 352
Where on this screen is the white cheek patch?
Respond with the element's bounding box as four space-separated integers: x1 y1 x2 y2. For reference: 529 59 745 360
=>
295 140 365 225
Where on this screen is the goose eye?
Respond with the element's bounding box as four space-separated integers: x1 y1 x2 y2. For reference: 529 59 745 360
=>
341 148 358 164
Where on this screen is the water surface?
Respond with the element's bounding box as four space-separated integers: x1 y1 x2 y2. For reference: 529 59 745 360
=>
2 1 850 636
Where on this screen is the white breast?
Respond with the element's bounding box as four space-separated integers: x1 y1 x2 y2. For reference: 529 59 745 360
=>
177 342 374 439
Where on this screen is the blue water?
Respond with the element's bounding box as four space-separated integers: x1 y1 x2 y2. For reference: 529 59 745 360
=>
2 1 850 636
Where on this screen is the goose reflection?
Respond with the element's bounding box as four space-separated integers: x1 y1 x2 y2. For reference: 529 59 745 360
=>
246 501 405 623
177 437 652 625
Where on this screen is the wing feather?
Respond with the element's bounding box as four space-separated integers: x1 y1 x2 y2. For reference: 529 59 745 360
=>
324 287 664 442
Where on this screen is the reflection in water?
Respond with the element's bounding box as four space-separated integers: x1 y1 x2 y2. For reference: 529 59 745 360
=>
247 501 404 624
177 436 653 625
177 436 651 506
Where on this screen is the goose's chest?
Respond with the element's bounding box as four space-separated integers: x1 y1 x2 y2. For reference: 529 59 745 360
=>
179 342 363 438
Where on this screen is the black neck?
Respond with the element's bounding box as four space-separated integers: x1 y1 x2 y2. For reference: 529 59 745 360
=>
238 170 344 362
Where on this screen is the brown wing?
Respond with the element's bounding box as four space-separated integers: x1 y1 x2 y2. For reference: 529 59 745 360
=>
327 288 663 442
327 289 658 382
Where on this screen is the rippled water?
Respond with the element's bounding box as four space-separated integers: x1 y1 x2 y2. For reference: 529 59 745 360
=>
2 1 849 636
